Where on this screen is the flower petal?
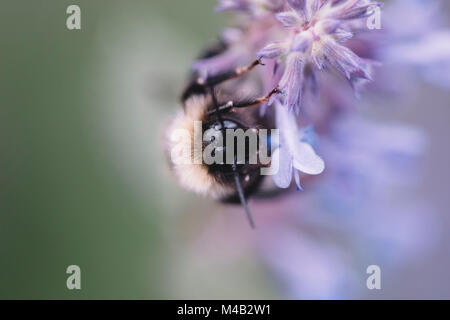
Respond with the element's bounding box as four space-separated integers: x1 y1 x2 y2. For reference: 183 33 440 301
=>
294 169 303 190
258 42 287 59
334 29 353 42
287 0 306 12
334 3 383 21
286 0 307 21
321 39 372 82
275 11 299 28
292 142 325 175
271 147 293 188
276 103 325 176
291 32 312 52
279 54 305 111
315 19 341 35
309 0 320 16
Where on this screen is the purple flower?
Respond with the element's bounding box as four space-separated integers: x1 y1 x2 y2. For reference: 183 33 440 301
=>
381 0 450 88
270 102 325 189
180 0 446 299
200 0 448 195
278 53 305 112
257 0 381 110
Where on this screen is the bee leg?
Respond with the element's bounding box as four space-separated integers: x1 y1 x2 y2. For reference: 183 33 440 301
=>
207 87 280 115
182 59 264 103
233 87 280 108
196 58 264 88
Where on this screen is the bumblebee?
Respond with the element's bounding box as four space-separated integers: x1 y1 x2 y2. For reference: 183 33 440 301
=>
165 43 280 228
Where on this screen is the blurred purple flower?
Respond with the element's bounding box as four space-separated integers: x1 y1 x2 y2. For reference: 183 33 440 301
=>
189 0 448 298
217 0 284 14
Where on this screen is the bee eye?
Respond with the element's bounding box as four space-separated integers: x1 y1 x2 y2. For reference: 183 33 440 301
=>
223 120 238 129
212 120 239 131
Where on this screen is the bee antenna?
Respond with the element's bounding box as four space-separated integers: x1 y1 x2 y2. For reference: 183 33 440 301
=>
209 85 224 124
232 164 255 229
209 86 255 229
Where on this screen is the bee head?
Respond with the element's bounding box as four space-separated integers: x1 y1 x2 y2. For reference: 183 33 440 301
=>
165 94 267 202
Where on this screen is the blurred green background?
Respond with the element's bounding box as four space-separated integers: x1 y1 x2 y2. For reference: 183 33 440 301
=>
2 0 450 300
1 0 275 299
